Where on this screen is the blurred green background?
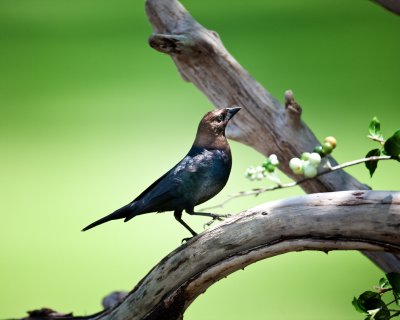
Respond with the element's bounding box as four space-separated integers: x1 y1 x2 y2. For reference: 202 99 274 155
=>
0 0 399 319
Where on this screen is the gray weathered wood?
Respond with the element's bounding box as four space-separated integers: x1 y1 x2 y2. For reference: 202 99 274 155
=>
94 191 400 320
19 191 400 320
145 0 364 193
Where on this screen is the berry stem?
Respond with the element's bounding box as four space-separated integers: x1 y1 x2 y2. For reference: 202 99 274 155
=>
201 155 395 211
367 135 386 145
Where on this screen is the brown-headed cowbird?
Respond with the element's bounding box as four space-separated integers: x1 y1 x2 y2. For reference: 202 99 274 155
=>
82 107 241 237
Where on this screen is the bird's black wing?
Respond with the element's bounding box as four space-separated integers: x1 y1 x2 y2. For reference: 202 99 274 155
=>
129 148 203 204
125 149 209 220
130 164 178 203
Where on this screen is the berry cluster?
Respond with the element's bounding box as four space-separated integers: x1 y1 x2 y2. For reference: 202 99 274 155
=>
313 136 337 157
289 136 337 178
289 152 321 178
245 137 337 182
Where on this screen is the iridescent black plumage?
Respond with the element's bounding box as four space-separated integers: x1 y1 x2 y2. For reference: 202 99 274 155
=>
82 107 240 236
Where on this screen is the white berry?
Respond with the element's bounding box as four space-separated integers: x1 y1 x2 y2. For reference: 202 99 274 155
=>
289 158 303 175
269 154 279 166
303 164 318 178
308 152 321 166
301 152 311 161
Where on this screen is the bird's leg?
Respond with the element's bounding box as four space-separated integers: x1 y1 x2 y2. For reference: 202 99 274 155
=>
186 210 231 228
174 210 198 242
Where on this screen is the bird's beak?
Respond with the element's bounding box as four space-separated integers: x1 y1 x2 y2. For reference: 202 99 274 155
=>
225 107 241 121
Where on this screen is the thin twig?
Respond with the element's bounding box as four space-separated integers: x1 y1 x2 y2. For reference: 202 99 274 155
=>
386 298 397 307
202 155 394 211
367 135 386 145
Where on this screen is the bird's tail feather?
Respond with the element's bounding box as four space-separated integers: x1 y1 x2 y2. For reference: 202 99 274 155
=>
82 204 131 231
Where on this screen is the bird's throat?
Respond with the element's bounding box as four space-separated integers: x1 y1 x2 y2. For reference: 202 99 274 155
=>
193 133 229 150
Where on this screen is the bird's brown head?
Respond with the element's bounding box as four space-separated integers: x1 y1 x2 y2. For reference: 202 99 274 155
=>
193 107 241 149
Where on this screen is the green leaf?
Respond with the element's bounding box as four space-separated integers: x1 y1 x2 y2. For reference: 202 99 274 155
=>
384 129 400 159
360 291 381 301
355 291 385 314
353 296 368 314
369 117 383 139
365 149 381 177
387 272 400 295
354 291 390 319
353 291 390 320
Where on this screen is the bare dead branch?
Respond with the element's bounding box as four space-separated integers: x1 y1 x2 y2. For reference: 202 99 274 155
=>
145 0 367 193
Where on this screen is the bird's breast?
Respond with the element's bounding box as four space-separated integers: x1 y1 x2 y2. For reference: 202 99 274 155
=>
174 148 232 206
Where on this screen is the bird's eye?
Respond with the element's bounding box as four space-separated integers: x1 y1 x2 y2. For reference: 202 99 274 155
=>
217 114 224 123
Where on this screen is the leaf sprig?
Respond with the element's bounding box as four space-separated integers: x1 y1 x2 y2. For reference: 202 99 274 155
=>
353 272 400 320
366 117 400 177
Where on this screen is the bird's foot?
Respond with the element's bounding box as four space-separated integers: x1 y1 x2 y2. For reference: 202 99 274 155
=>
203 213 232 229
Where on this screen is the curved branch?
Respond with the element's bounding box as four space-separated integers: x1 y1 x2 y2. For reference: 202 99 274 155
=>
145 0 400 272
108 191 400 320
22 191 399 320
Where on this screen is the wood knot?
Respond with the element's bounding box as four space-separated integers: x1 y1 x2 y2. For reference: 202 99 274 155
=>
284 90 302 117
148 33 194 55
381 194 393 204
102 291 128 309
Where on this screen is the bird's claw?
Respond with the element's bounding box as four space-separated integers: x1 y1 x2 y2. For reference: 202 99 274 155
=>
203 213 232 229
203 219 215 229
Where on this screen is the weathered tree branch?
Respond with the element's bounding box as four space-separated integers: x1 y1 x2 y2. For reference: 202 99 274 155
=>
21 191 400 320
145 0 365 193
145 0 400 273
